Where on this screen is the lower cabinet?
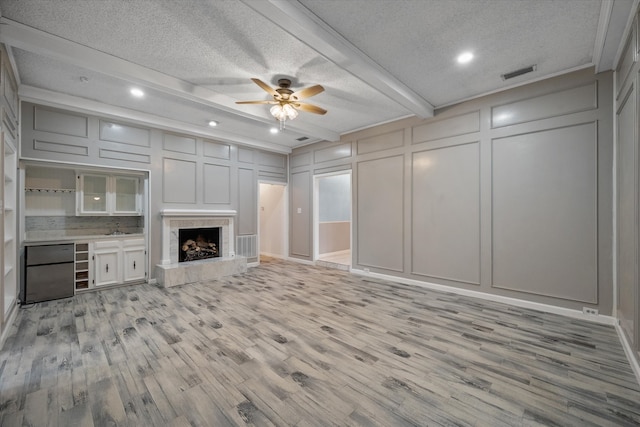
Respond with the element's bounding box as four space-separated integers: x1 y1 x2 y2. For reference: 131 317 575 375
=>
123 240 146 282
94 244 120 287
91 238 146 288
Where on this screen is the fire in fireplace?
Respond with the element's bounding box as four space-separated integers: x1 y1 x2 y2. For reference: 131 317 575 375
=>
179 227 221 262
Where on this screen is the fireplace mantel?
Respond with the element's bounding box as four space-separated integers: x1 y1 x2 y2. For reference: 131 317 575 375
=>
160 210 236 265
160 209 237 217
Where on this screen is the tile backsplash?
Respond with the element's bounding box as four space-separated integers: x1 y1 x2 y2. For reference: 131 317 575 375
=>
25 216 143 240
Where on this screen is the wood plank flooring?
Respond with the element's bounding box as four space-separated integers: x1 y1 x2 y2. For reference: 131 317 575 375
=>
1 256 639 426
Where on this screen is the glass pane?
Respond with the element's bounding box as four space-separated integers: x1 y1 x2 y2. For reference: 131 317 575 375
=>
115 177 137 212
82 175 107 212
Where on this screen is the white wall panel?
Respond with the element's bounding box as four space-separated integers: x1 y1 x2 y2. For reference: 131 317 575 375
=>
291 171 311 257
34 105 88 137
357 130 403 155
616 85 637 344
163 133 196 154
492 123 598 302
163 158 196 203
412 143 480 284
412 111 479 144
357 156 404 271
203 164 230 204
99 120 150 146
203 140 230 159
492 83 597 128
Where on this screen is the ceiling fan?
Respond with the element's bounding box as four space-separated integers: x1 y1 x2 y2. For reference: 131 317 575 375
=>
236 78 327 130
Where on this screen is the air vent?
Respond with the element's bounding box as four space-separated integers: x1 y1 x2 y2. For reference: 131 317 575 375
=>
296 136 309 142
501 65 537 80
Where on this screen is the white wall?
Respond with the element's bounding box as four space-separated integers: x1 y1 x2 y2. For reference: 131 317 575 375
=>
259 183 286 257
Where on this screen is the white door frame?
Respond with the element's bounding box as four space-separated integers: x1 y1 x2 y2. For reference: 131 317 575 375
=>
312 170 352 262
257 180 289 262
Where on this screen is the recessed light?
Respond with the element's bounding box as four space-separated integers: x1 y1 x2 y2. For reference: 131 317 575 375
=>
270 127 279 134
208 120 218 127
457 51 474 64
130 87 145 98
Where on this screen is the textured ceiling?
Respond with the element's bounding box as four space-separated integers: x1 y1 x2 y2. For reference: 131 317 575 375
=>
0 0 632 153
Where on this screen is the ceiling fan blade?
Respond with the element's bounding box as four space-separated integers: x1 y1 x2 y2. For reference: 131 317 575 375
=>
291 84 324 100
251 78 279 97
235 100 278 105
296 102 327 115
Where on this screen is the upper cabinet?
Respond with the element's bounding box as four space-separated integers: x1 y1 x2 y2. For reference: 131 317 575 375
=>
77 173 142 216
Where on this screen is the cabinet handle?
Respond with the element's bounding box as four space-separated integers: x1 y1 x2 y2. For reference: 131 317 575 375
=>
106 264 109 273
133 261 136 269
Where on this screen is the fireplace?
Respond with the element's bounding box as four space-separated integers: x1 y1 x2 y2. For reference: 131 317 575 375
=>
157 210 246 289
179 227 220 262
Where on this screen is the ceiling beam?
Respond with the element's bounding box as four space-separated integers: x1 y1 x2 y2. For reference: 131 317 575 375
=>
0 17 340 142
241 0 434 119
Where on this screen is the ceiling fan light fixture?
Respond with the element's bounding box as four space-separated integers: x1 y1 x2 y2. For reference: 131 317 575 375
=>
270 103 298 130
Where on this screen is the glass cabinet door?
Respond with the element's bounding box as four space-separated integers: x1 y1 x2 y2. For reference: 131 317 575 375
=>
80 174 108 213
114 176 139 214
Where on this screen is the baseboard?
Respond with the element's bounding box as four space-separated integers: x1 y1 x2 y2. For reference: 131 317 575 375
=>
351 269 617 326
286 256 315 266
615 323 640 386
248 261 260 268
260 252 287 259
0 301 19 351
147 278 158 285
318 249 350 258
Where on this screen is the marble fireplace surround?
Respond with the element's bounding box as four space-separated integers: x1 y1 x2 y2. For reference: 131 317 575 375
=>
156 209 247 287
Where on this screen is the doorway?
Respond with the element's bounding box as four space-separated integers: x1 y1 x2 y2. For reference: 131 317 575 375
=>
313 171 352 267
258 182 287 260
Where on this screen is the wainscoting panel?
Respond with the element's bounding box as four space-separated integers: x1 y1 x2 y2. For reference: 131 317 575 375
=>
412 111 480 144
492 123 598 302
491 82 597 128
162 158 196 203
411 142 480 284
291 152 311 168
356 155 404 272
99 149 150 164
237 168 256 235
616 84 637 347
163 132 196 154
203 163 231 204
99 120 150 146
314 143 352 164
33 139 88 156
33 105 88 137
357 129 404 155
203 139 231 160
291 171 311 257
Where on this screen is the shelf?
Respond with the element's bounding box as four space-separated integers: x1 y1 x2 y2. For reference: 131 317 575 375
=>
26 188 75 193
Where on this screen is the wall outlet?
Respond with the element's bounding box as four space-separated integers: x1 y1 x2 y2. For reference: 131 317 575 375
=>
583 307 599 316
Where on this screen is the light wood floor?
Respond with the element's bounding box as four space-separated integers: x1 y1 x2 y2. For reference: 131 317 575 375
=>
1 257 639 426
318 250 351 266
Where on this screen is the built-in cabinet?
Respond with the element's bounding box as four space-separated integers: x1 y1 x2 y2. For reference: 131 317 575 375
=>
77 173 141 215
3 132 16 319
74 243 89 290
93 238 145 287
0 43 18 339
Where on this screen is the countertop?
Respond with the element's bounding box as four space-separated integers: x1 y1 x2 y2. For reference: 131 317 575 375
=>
24 233 145 245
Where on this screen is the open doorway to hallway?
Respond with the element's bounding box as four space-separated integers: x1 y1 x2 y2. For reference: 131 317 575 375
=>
258 182 287 260
313 171 352 268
